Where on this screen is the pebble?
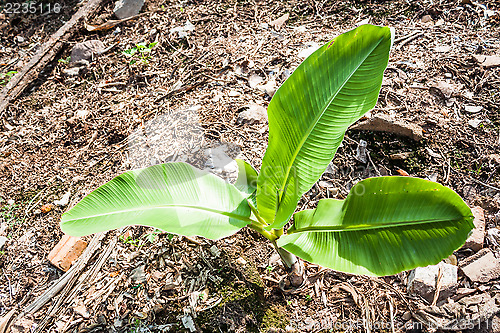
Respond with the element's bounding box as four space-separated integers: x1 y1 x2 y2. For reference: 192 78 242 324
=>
209 245 221 258
0 236 7 250
54 190 71 206
113 0 144 19
70 40 104 64
237 104 268 125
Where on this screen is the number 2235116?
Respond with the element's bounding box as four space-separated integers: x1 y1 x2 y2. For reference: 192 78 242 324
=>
3 2 61 14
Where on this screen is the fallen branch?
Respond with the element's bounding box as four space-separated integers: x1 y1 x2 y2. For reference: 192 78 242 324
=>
0 0 106 118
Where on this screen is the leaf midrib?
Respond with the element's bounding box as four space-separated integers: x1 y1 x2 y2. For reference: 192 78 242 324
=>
275 35 386 213
62 204 254 223
288 217 469 234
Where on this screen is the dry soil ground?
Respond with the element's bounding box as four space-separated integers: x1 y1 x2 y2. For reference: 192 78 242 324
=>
0 0 499 332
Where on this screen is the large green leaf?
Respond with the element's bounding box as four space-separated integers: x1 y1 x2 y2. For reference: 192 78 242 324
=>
234 159 258 208
277 177 474 276
61 163 252 239
234 159 258 197
257 25 393 228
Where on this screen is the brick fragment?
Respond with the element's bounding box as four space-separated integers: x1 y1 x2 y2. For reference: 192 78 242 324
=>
48 235 87 271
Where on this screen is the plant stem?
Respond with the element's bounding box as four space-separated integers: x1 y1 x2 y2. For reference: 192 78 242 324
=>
247 223 278 242
272 241 296 268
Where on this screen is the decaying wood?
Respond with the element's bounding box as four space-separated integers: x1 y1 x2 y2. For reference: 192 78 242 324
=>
0 0 106 117
23 233 105 315
33 234 116 333
2 233 106 333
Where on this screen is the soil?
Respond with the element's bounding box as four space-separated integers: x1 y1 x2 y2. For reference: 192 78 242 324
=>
0 0 499 332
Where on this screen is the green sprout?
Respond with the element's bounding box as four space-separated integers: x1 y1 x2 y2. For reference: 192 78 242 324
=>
122 42 158 65
0 71 18 85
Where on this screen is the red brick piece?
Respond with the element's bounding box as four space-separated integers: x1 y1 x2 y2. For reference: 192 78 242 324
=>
463 207 486 252
48 235 87 271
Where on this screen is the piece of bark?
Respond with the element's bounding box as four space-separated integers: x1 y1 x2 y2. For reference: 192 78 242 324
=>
0 0 106 118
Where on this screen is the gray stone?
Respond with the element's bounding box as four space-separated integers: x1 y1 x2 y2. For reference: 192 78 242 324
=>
63 67 81 77
70 40 104 64
0 236 7 250
460 248 500 283
408 262 458 305
113 0 144 19
237 104 268 125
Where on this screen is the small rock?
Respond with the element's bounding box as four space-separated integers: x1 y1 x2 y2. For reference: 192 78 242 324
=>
236 257 247 266
451 287 476 301
209 245 221 258
15 36 25 43
421 15 433 23
464 105 483 113
473 54 500 68
463 207 485 252
407 262 457 305
248 74 264 88
228 90 240 97
170 20 195 38
70 40 105 64
443 254 457 266
181 314 196 332
269 13 289 30
54 190 71 206
354 139 368 163
350 113 423 141
48 235 88 271
237 104 268 125
113 0 144 19
130 264 147 284
7 199 14 205
460 248 500 283
72 175 85 182
430 80 463 99
469 118 483 128
318 180 334 189
0 236 7 250
63 67 81 77
402 311 412 321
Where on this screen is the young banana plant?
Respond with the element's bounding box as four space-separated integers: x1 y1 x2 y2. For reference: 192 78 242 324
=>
60 25 474 288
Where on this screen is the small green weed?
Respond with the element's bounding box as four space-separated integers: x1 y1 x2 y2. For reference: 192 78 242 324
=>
122 42 158 65
119 235 140 247
0 71 17 85
58 56 71 64
1 204 24 226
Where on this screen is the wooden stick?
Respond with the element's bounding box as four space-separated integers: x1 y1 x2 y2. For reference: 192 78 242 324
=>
0 0 106 117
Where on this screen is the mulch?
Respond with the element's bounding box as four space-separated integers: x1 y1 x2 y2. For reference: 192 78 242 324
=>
0 0 499 332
